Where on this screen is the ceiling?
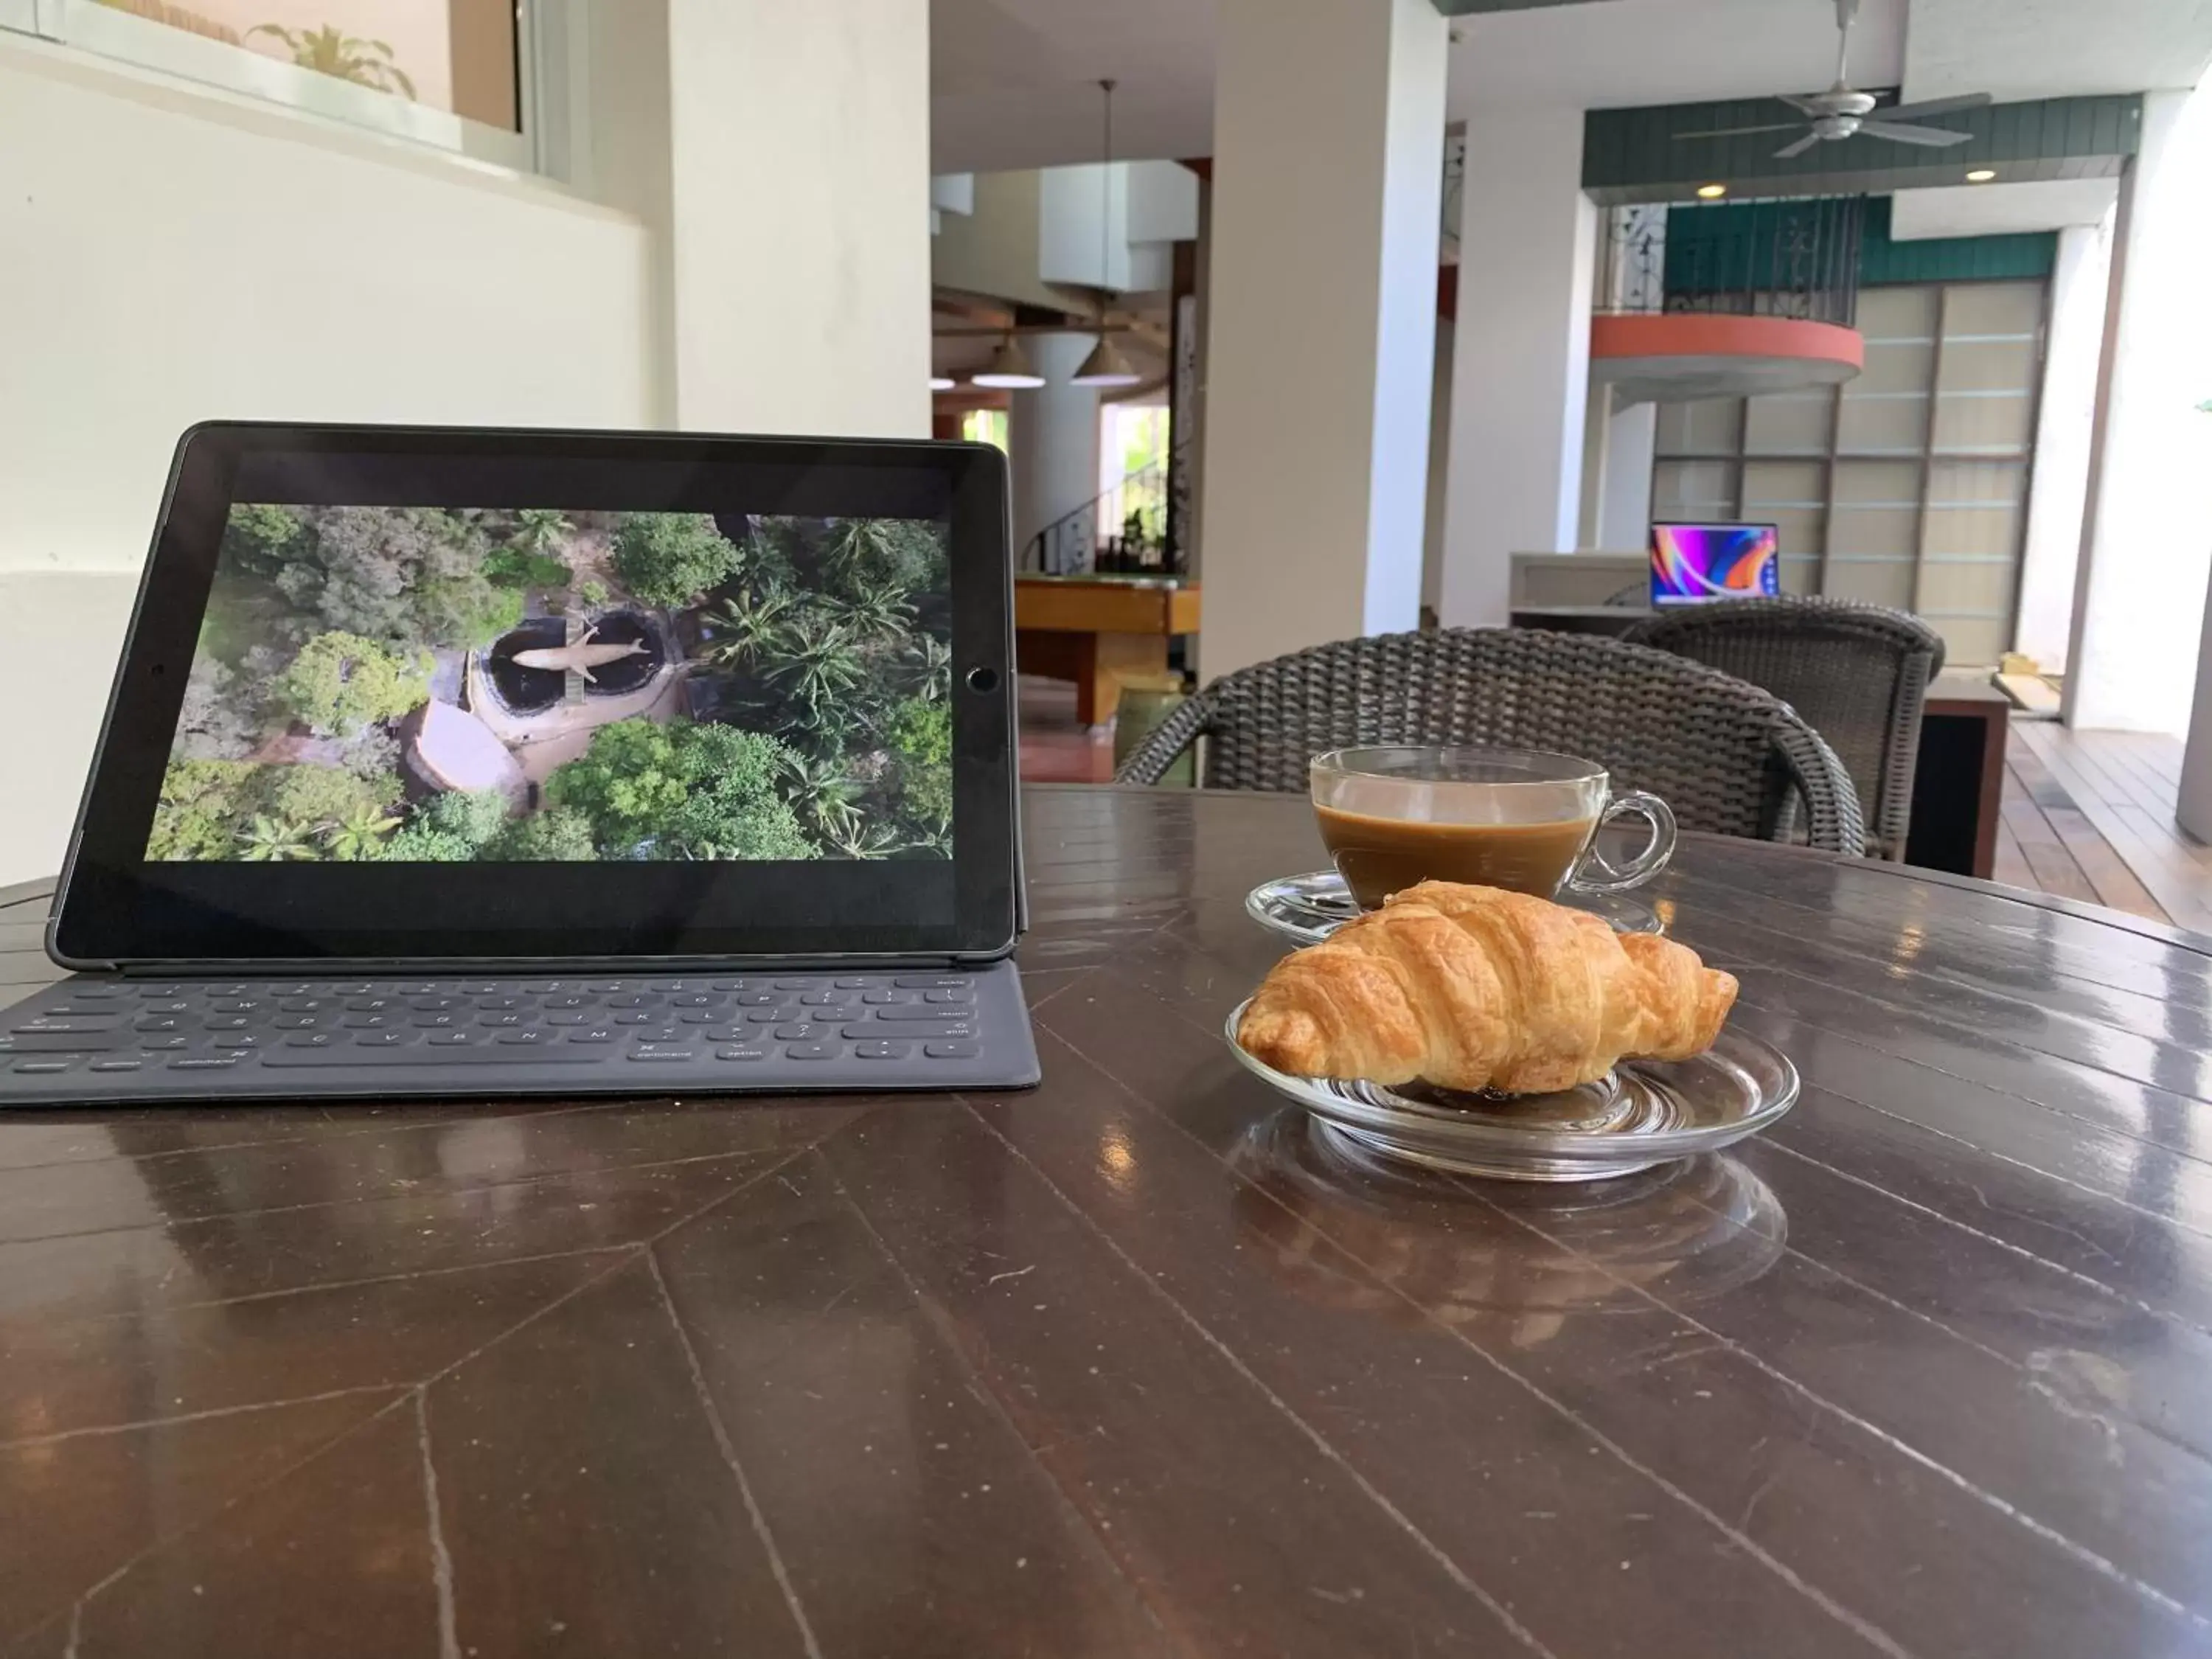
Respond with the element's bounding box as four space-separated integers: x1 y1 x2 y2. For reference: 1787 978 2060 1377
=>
933 0 2212 175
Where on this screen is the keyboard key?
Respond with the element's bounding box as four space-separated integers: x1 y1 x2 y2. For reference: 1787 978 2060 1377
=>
279 999 326 1013
476 996 532 1011
409 996 462 1012
133 985 181 998
274 1015 327 1030
412 1013 462 1029
835 976 875 990
614 1012 655 1026
861 990 903 1006
88 1059 145 1073
669 993 718 1008
138 1036 190 1051
841 1022 970 1042
354 1030 419 1048
209 999 265 1013
799 991 846 1006
544 995 592 1010
494 1029 553 1046
924 989 975 1005
710 980 751 992
12 1058 77 1074
855 1041 911 1060
896 976 971 990
142 1001 191 1015
168 1056 241 1071
744 1009 786 1024
785 1043 841 1061
772 1023 824 1042
2 1031 124 1053
13 1018 120 1035
345 997 397 1012
607 994 658 1009
925 1041 981 1059
628 1046 695 1062
342 1014 397 1029
773 978 813 991
203 1016 254 1031
262 1041 611 1067
134 1018 184 1033
479 1012 529 1029
545 1011 591 1026
678 1009 718 1024
425 1030 479 1046
715 1046 773 1062
67 986 126 1000
875 1006 981 1023
566 1029 619 1044
459 983 501 995
209 1034 262 1050
734 993 779 1006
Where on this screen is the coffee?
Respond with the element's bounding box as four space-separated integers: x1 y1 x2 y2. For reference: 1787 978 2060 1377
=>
1315 804 1598 910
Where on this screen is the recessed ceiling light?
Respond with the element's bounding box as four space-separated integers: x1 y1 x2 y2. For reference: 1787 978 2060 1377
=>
1966 168 1997 183
928 375 956 392
1696 183 1728 199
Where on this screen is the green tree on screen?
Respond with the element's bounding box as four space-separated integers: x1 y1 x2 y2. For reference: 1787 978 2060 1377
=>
546 717 815 860
611 514 744 608
272 632 431 738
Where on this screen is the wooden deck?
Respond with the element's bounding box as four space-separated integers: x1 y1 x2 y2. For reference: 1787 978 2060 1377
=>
1995 724 2212 933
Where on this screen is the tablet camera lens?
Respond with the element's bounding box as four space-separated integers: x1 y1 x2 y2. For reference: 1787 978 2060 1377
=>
965 667 1000 695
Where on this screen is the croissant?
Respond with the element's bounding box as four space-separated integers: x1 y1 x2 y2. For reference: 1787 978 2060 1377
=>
1236 880 1737 1095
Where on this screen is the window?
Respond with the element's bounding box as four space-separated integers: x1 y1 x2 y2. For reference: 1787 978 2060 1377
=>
961 409 1008 452
1652 279 2048 667
4 0 533 168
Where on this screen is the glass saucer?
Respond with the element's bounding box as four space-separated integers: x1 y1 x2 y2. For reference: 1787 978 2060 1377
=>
1245 869 1663 947
1223 1000 1798 1183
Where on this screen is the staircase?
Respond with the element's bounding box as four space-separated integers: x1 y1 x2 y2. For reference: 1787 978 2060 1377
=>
1022 449 1187 578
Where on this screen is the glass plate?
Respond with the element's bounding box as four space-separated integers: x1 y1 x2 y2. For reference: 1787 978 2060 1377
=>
1245 869 1663 947
1223 1000 1799 1183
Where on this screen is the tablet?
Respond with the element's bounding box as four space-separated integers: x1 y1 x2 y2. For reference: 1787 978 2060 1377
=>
51 424 1018 968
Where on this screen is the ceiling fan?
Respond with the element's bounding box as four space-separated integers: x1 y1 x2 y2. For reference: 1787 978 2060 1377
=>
1675 0 1992 161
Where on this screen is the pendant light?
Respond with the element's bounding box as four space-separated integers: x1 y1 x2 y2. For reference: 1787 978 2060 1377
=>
1071 77 1142 389
971 335 1046 389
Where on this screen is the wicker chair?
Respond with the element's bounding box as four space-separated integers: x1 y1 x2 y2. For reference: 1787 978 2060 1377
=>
1113 627 1865 855
1623 597 1943 860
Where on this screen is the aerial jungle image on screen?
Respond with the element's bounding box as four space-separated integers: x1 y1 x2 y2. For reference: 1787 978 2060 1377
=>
146 505 953 863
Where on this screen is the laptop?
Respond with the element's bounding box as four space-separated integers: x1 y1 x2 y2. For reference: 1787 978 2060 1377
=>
0 423 1041 1105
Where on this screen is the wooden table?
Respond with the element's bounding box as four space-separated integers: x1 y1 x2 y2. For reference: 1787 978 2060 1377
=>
1015 575 1200 727
4 787 2211 1657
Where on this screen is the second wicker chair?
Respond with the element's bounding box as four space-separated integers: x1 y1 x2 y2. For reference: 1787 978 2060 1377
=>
1624 597 1943 860
1113 627 1865 856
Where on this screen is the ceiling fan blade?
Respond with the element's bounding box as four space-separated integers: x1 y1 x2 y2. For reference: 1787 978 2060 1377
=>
1881 91 1993 122
1777 92 1825 116
1674 122 1805 139
1857 119 1974 147
1774 131 1823 160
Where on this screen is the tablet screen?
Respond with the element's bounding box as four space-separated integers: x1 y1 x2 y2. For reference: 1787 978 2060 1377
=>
153 506 954 867
53 427 1016 966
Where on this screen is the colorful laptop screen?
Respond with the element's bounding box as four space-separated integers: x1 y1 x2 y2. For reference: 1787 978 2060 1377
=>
1649 523 1781 608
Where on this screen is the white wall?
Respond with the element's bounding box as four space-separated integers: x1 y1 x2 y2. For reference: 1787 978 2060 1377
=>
2067 83 2212 736
1200 0 1447 683
664 0 930 439
0 39 655 883
1436 107 1595 627
2013 220 2112 673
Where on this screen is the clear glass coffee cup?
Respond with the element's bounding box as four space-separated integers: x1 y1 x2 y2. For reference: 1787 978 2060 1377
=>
1310 745 1677 911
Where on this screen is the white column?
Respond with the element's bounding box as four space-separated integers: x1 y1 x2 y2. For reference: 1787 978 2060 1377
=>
1599 400 1658 552
2067 82 2212 739
1437 107 1596 626
2012 221 2113 674
1008 333 1103 566
1197 0 1448 682
662 0 931 438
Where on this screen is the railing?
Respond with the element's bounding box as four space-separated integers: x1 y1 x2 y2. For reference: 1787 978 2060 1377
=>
1023 448 1186 577
1599 195 1865 329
